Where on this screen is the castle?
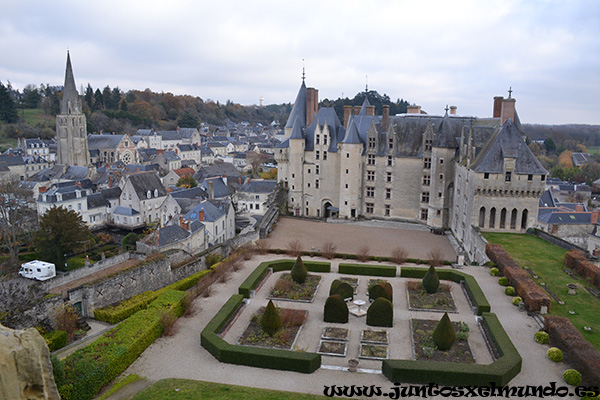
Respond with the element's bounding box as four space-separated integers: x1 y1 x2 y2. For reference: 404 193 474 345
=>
274 79 548 262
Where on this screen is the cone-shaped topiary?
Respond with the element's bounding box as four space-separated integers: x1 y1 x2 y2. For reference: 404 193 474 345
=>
369 282 393 303
329 279 354 301
422 265 440 294
260 300 282 336
290 255 307 284
366 297 393 327
324 294 349 323
432 312 456 351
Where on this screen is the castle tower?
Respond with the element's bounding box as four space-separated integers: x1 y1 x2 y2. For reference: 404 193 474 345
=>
56 52 89 166
339 120 364 219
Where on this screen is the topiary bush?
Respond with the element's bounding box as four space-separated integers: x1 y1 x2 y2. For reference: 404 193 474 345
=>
44 330 68 352
329 279 353 301
369 282 393 303
534 331 549 344
324 294 349 323
498 277 509 286
432 312 456 351
366 297 393 327
512 296 522 306
422 265 440 294
290 255 307 284
547 347 563 362
504 286 515 296
562 369 582 386
260 300 282 336
489 267 499 276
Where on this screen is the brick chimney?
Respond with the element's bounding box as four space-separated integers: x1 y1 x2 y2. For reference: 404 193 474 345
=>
198 209 205 222
493 96 503 118
366 105 375 116
343 105 352 128
306 87 318 126
450 106 457 115
353 105 361 115
75 181 81 187
592 211 599 225
108 176 113 188
500 97 516 125
39 186 47 193
208 180 214 199
382 105 389 131
576 204 584 212
407 105 421 114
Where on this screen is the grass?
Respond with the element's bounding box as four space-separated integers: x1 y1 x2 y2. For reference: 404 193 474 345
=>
97 374 144 400
130 378 329 400
21 108 54 126
483 232 600 351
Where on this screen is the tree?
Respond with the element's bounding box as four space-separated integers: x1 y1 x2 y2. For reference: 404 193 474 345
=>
0 81 18 123
84 83 94 109
432 312 456 351
93 88 104 111
178 113 199 128
260 300 281 336
247 151 266 178
290 255 307 284
544 138 556 153
0 180 35 272
176 175 197 188
35 206 92 271
122 233 140 251
21 84 41 109
422 265 440 294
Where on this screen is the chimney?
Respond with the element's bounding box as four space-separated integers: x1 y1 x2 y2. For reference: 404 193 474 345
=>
493 96 503 118
592 211 598 225
576 204 584 212
306 88 317 126
500 97 516 125
75 181 81 187
39 186 47 193
366 105 375 116
108 176 113 188
208 180 214 199
450 106 457 115
382 105 389 131
198 209 205 222
407 105 421 114
343 105 352 128
353 105 361 115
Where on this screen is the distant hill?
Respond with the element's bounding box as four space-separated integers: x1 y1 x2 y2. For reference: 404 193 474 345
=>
523 124 600 147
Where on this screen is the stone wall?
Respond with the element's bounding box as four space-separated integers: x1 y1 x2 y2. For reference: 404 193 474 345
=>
469 226 490 265
533 229 588 254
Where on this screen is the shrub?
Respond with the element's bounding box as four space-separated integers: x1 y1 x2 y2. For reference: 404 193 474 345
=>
205 253 223 268
456 331 469 341
489 267 499 276
290 256 307 284
547 347 563 362
512 296 522 306
329 279 353 300
498 277 509 286
390 247 408 265
321 241 335 259
338 263 396 277
287 239 303 257
534 331 549 344
121 233 140 251
54 304 79 341
260 300 282 336
366 297 393 327
324 294 349 323
422 265 440 294
357 245 370 262
427 248 444 266
432 312 456 351
504 286 515 296
369 282 393 303
255 239 269 254
50 354 65 389
563 369 582 386
44 330 68 351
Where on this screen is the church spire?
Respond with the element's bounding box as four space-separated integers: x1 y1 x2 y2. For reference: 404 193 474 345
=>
61 51 82 114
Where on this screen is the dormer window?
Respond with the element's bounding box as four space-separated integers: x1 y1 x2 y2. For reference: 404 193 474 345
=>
316 135 320 145
154 189 158 197
324 135 327 145
505 172 512 182
147 190 152 199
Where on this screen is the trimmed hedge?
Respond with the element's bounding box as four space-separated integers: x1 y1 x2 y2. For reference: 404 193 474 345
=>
201 294 321 373
94 269 212 324
382 313 521 386
545 315 600 386
330 279 354 300
565 250 600 290
400 267 490 316
324 294 349 323
368 282 392 303
44 330 68 352
60 290 187 400
338 263 396 277
238 259 331 298
366 298 393 327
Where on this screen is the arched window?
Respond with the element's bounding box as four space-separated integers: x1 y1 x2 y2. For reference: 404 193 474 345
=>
510 208 517 229
521 209 528 230
479 207 486 228
500 208 507 229
489 208 496 229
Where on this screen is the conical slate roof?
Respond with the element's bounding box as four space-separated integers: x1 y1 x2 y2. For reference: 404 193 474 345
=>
60 52 82 114
284 81 307 130
342 119 362 144
359 96 370 115
433 111 458 148
289 116 304 140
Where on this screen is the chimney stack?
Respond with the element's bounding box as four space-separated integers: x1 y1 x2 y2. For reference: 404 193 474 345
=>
407 105 421 114
500 97 516 125
450 106 457 115
306 88 319 126
208 180 214 199
198 209 205 222
343 105 352 128
382 105 389 131
493 96 503 118
353 105 361 115
366 105 375 116
592 211 598 225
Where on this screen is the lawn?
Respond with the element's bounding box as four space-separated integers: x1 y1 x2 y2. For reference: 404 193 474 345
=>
483 232 600 350
130 379 328 400
21 108 54 126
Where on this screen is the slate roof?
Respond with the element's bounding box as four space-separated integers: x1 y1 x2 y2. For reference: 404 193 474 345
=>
159 131 181 141
170 186 208 200
538 211 595 225
200 177 232 198
137 129 155 136
127 172 167 199
539 190 556 207
178 128 199 139
113 206 139 216
60 52 82 114
61 166 90 180
158 225 190 247
163 151 180 161
87 192 110 209
285 81 307 130
342 120 362 144
183 200 224 222
88 134 124 150
432 113 459 148
101 187 122 200
178 144 200 152
0 155 24 166
239 180 278 193
470 119 547 175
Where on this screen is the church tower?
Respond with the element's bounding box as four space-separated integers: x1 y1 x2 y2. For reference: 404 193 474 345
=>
56 52 89 166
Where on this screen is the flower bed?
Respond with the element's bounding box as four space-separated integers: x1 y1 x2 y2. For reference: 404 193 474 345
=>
238 307 307 350
407 281 456 312
317 340 348 356
269 273 321 302
322 327 349 341
361 329 388 344
411 319 474 363
360 344 388 360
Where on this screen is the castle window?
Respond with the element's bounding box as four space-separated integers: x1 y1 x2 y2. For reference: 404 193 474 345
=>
420 209 428 220
386 172 392 183
147 190 151 199
346 169 349 174
368 137 376 149
505 172 512 182
316 179 319 189
440 158 444 164
388 138 393 150
367 171 375 181
423 175 430 186
308 168 311 174
541 175 546 181
423 158 431 169
307 183 311 188
386 188 391 199
387 156 393 166
345 184 348 189
346 153 349 158
292 174 295 178
366 203 374 214
316 135 320 145
366 187 375 197
484 173 490 179
424 139 432 151
154 189 158 197
438 192 442 198
528 174 533 181
324 135 328 145
421 192 430 203
385 204 391 216
323 151 327 160
439 174 443 181
316 151 320 160
367 154 375 165
316 166 320 174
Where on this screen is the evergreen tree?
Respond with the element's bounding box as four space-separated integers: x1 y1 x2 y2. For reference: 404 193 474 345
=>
290 255 307 284
93 88 104 110
102 86 113 110
432 312 456 351
423 265 440 294
0 81 19 123
260 300 281 336
84 84 94 109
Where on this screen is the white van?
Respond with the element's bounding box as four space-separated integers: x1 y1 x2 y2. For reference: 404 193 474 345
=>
19 260 56 281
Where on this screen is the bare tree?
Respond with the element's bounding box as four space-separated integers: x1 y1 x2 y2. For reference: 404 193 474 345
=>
391 247 408 265
0 179 35 273
357 245 371 262
427 248 444 267
287 239 303 257
247 150 266 178
321 241 335 259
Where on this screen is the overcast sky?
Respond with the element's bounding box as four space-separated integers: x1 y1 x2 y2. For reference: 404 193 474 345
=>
1 0 599 125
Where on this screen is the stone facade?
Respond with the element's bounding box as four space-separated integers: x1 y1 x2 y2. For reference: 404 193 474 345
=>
276 80 548 263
